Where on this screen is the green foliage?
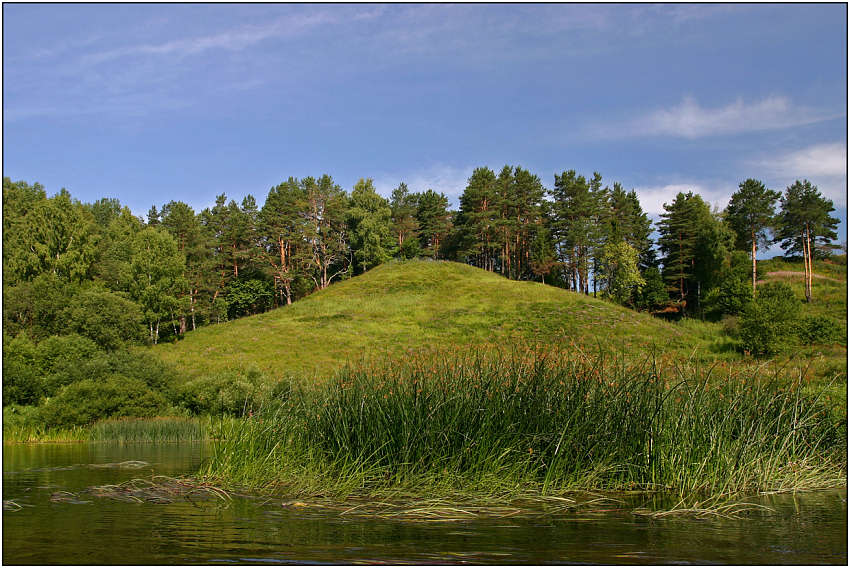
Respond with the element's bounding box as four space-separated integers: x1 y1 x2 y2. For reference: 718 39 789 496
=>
38 375 168 428
398 235 422 260
129 226 187 343
226 276 273 318
176 368 271 416
3 334 43 406
634 267 667 311
62 287 146 350
796 315 844 345
415 189 453 259
348 178 395 273
776 180 840 258
390 182 420 259
3 180 99 286
739 282 801 356
599 241 645 305
36 334 103 395
3 273 79 340
703 274 753 320
726 179 780 253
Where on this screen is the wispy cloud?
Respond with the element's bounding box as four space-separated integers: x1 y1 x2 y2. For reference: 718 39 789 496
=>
750 142 847 206
373 164 474 208
632 182 733 216
81 12 333 65
596 96 838 139
756 142 846 179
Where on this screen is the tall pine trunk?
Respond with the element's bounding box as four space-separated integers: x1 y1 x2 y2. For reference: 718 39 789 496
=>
804 223 813 302
751 229 757 295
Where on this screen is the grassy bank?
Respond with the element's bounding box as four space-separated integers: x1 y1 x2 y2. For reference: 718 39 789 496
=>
154 260 727 383
3 416 212 443
200 349 846 503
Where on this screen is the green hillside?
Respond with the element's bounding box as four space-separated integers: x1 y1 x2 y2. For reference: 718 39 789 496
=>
154 260 718 382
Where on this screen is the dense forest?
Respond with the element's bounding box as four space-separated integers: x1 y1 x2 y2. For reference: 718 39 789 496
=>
3 169 840 343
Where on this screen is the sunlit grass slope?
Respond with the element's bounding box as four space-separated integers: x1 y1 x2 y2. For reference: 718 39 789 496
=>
155 260 711 382
759 256 847 324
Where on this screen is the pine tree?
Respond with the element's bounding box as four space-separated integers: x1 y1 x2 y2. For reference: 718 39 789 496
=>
726 178 780 294
657 192 710 308
775 180 839 302
415 189 452 259
260 178 307 306
389 182 420 256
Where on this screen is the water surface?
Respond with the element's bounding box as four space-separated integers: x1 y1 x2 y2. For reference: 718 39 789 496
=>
3 443 846 564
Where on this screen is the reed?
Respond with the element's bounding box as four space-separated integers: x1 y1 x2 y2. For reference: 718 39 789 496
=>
88 417 208 442
3 424 88 443
200 347 846 503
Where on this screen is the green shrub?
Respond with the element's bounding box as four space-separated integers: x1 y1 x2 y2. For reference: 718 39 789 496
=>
797 315 845 345
98 350 178 393
62 288 146 350
2 404 41 429
2 334 43 406
176 368 271 416
703 275 753 320
739 282 801 356
38 375 168 428
35 334 104 396
721 315 740 339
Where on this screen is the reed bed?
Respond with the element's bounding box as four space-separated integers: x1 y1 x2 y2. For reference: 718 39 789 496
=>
3 424 89 443
200 347 846 506
88 417 207 443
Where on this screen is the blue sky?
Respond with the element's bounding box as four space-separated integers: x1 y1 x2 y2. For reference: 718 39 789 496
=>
3 4 847 255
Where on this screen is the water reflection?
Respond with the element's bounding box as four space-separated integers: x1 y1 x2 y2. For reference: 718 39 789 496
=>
3 443 847 564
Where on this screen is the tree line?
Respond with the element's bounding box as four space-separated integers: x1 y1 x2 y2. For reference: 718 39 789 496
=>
2 170 840 345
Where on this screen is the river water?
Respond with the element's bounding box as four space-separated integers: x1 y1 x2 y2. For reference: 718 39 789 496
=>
3 443 847 564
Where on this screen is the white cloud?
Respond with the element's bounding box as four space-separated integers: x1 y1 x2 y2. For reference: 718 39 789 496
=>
81 12 333 65
758 142 846 179
632 182 732 216
373 164 474 208
600 96 837 139
749 142 847 207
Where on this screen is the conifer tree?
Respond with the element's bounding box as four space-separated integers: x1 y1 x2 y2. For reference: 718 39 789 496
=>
261 178 307 306
775 180 839 302
414 189 452 259
726 178 780 294
389 182 420 256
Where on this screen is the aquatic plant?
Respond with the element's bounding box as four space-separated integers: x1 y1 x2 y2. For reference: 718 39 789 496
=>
201 347 846 502
88 417 207 443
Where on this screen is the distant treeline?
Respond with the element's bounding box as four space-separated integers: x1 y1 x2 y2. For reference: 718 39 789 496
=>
2 170 840 344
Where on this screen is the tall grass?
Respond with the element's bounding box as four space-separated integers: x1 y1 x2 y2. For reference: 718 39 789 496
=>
4 417 212 443
3 424 89 443
200 348 846 502
88 417 207 443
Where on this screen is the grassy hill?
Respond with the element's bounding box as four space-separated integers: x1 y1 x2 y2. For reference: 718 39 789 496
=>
759 255 847 327
154 260 726 382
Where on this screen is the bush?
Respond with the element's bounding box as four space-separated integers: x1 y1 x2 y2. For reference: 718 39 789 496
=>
721 315 740 339
62 288 146 350
38 375 168 428
2 404 41 429
226 277 273 319
703 274 753 321
796 315 845 345
3 334 43 406
97 350 178 393
35 334 103 396
739 282 801 356
176 368 270 416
